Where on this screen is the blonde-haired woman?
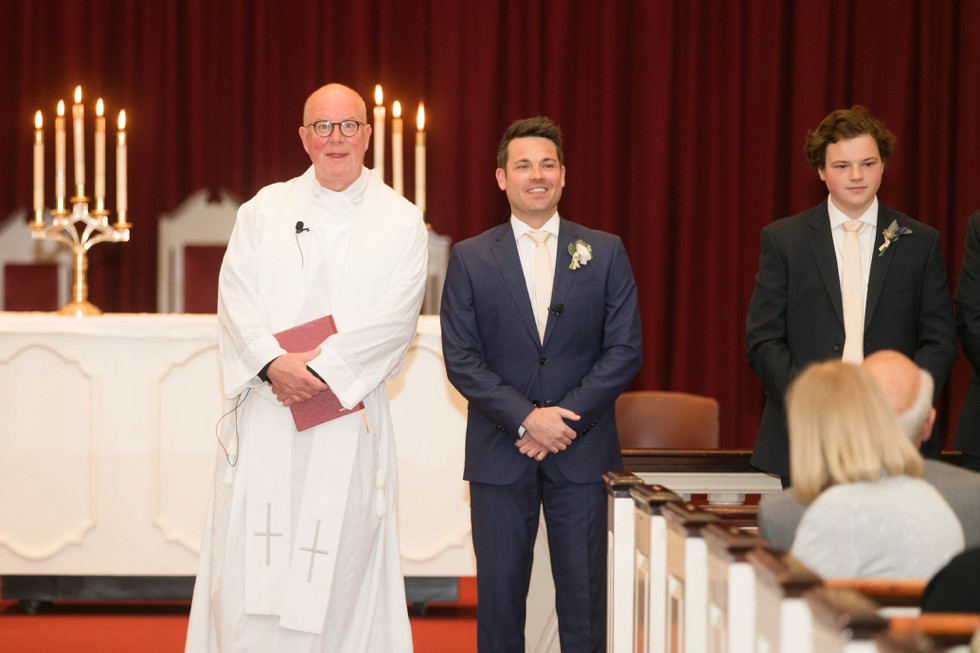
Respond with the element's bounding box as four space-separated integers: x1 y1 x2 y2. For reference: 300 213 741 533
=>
788 360 964 579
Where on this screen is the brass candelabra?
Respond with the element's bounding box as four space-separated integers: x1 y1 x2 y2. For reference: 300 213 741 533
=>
30 86 129 316
31 198 131 316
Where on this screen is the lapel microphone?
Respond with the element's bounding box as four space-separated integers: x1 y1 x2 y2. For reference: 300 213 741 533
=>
548 304 564 316
294 221 310 267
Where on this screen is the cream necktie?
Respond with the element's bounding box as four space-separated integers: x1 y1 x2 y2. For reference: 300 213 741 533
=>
527 231 553 342
841 220 865 363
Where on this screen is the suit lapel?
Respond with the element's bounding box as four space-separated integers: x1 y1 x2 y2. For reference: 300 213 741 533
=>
865 205 895 327
490 224 540 345
805 201 844 325
546 219 577 343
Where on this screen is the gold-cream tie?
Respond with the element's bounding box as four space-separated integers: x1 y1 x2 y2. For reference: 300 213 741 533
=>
841 220 865 363
527 231 553 342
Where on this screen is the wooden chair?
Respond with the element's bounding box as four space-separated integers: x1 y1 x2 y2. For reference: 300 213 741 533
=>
0 208 70 311
157 189 239 313
616 391 720 450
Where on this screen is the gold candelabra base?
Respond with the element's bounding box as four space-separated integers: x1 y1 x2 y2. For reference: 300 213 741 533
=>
31 199 130 316
57 299 102 316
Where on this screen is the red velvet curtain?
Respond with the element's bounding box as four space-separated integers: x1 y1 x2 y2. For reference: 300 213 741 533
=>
2 0 979 448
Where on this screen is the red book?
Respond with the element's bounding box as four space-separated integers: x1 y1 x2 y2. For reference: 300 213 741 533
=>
273 315 363 432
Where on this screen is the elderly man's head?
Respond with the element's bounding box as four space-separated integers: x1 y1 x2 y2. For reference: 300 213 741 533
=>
862 350 935 446
298 84 371 192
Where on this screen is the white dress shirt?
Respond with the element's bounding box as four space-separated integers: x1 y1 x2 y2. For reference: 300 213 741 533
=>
828 195 878 308
511 213 560 326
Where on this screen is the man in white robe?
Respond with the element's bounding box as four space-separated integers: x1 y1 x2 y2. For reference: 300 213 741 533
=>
185 83 427 653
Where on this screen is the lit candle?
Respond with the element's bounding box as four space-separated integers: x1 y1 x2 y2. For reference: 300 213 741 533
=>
94 99 106 212
415 101 426 214
116 110 128 226
373 84 385 179
33 111 44 225
55 100 66 212
72 85 85 198
391 100 404 196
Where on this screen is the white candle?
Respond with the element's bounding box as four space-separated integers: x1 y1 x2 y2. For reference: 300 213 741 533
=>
415 101 426 214
95 99 105 212
72 85 85 198
392 101 404 196
55 100 66 212
33 111 44 224
116 110 128 226
373 84 385 179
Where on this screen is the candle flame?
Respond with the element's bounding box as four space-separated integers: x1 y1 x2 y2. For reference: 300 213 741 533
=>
118 110 127 130
417 101 425 131
74 86 82 104
35 110 43 129
392 101 402 118
57 100 65 117
96 98 104 117
374 84 383 106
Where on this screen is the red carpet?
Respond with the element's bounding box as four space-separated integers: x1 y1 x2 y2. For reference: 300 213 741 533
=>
0 577 477 653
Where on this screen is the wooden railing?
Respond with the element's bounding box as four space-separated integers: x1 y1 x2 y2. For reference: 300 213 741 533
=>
606 449 978 653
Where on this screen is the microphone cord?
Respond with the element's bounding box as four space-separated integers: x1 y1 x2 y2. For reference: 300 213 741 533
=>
215 387 250 467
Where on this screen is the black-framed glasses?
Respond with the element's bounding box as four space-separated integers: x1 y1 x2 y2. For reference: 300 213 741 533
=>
307 119 364 138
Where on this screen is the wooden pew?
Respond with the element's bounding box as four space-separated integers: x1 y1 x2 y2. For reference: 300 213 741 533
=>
663 501 721 653
748 549 974 653
748 547 824 653
605 471 645 653
875 631 952 653
882 613 980 650
631 483 683 652
824 578 927 612
703 522 766 653
615 450 778 653
806 585 889 652
623 449 783 505
631 486 764 653
806 585 980 652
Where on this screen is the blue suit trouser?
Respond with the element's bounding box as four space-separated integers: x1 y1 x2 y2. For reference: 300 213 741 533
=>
469 454 607 653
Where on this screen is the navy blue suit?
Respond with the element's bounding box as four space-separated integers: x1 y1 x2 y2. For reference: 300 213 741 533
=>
441 218 642 652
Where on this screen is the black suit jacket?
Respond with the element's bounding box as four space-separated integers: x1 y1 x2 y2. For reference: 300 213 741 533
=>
955 210 980 456
440 218 643 485
745 199 958 476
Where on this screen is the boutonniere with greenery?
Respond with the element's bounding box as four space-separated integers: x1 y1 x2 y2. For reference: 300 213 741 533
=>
568 239 593 270
877 220 913 257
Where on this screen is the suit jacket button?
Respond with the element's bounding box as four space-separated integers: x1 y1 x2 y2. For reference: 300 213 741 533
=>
834 344 842 352
539 357 547 365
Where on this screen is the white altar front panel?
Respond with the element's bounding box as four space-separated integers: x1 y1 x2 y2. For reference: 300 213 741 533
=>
0 313 475 578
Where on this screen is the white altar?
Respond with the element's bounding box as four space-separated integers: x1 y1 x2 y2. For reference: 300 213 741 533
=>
0 313 475 580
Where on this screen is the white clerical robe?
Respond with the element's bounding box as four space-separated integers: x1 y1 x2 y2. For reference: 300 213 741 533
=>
185 167 427 653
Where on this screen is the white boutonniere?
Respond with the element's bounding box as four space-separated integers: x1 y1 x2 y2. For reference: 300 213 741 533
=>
878 219 913 257
568 239 593 270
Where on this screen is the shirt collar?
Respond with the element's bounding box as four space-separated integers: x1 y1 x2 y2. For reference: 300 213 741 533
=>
827 195 879 231
313 167 371 208
510 212 560 240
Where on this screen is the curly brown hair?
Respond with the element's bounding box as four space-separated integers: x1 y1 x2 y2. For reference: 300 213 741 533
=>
803 105 896 170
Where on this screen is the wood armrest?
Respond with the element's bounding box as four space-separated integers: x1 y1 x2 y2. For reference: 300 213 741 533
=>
890 613 980 634
823 578 927 607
